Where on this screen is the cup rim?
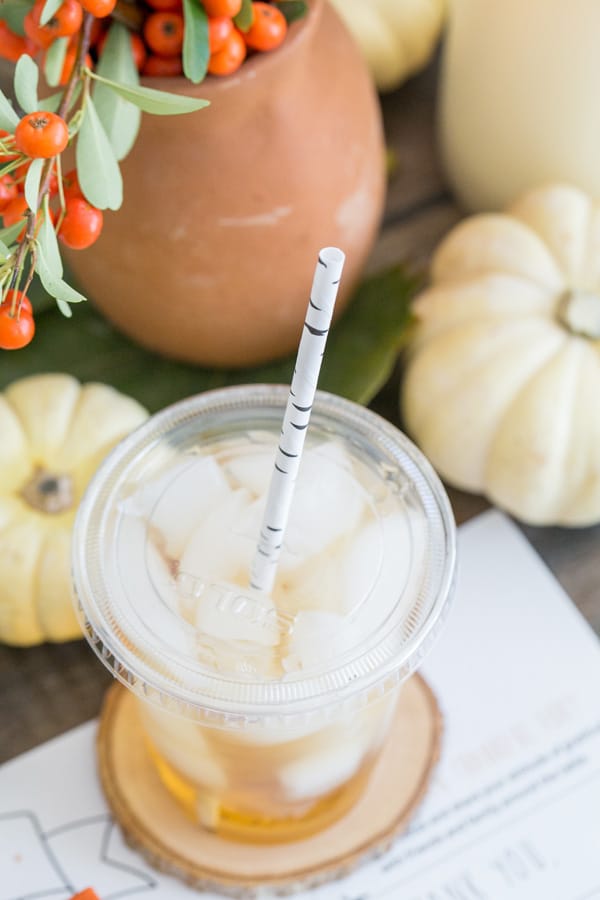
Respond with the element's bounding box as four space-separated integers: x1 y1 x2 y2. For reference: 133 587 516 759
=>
73 385 456 723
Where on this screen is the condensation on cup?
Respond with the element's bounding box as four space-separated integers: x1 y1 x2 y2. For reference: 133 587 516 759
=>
72 385 456 842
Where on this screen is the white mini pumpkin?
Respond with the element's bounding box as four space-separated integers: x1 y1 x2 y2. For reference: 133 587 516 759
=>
402 183 600 526
0 374 147 645
329 0 446 92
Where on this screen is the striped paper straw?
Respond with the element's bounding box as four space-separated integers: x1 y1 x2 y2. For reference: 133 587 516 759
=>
250 247 346 595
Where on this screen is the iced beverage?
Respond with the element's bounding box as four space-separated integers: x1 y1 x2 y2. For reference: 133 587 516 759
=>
73 386 455 842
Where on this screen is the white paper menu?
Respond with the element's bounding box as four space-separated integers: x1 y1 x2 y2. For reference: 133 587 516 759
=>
2 511 600 900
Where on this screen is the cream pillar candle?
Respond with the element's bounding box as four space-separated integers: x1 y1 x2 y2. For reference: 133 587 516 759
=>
439 0 600 211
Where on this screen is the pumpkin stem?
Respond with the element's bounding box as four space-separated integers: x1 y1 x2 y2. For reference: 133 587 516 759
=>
558 289 600 339
21 468 74 515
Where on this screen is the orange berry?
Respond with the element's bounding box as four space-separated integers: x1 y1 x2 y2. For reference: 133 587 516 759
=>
24 8 54 48
0 174 17 212
58 196 103 249
146 0 182 9
130 32 147 70
62 168 83 198
47 170 59 195
207 28 246 75
142 53 183 76
0 304 35 350
49 0 83 37
203 0 242 16
0 21 29 62
13 161 31 185
244 2 286 52
80 0 117 18
24 0 83 46
2 290 33 316
2 195 28 230
143 12 184 57
208 16 233 54
88 17 105 46
15 111 69 159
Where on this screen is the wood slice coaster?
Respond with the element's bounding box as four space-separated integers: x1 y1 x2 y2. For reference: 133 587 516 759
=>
97 675 442 897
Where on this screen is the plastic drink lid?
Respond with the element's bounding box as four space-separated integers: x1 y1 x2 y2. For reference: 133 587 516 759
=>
73 386 455 723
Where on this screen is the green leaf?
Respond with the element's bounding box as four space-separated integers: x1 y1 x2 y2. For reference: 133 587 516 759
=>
233 0 253 32
0 266 417 412
1 0 30 35
56 297 73 317
38 90 65 112
318 267 417 404
277 0 308 24
44 36 69 88
24 157 43 211
39 0 63 25
14 54 39 114
35 242 87 305
22 273 55 313
93 22 141 161
0 239 11 260
182 0 209 84
0 220 24 246
38 207 63 278
0 89 20 131
76 96 123 210
88 69 210 116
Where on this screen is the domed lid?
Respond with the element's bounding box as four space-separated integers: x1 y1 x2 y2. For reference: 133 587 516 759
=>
73 386 455 723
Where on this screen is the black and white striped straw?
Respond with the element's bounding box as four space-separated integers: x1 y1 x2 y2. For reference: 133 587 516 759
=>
250 247 346 595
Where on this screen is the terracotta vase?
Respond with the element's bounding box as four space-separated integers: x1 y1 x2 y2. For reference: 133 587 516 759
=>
63 0 386 367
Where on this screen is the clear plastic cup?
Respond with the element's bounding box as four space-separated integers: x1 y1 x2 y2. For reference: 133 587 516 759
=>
72 385 455 842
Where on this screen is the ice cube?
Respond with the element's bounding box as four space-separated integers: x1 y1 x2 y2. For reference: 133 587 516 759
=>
282 442 366 568
279 728 367 801
115 513 193 656
178 487 281 677
224 445 277 497
232 495 265 543
146 530 178 611
180 487 255 585
279 689 399 801
274 540 352 616
306 440 354 469
139 704 227 791
121 456 231 558
283 611 362 673
336 515 385 617
350 510 428 635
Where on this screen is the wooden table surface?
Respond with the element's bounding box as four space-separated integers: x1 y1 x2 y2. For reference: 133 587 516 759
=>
1 64 599 765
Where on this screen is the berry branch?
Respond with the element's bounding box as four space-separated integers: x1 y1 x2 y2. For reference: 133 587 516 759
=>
0 0 305 351
59 11 95 120
6 12 95 307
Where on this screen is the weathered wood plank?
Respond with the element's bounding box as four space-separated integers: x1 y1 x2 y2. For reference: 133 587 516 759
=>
0 640 112 762
381 66 447 223
367 200 461 274
521 523 600 633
